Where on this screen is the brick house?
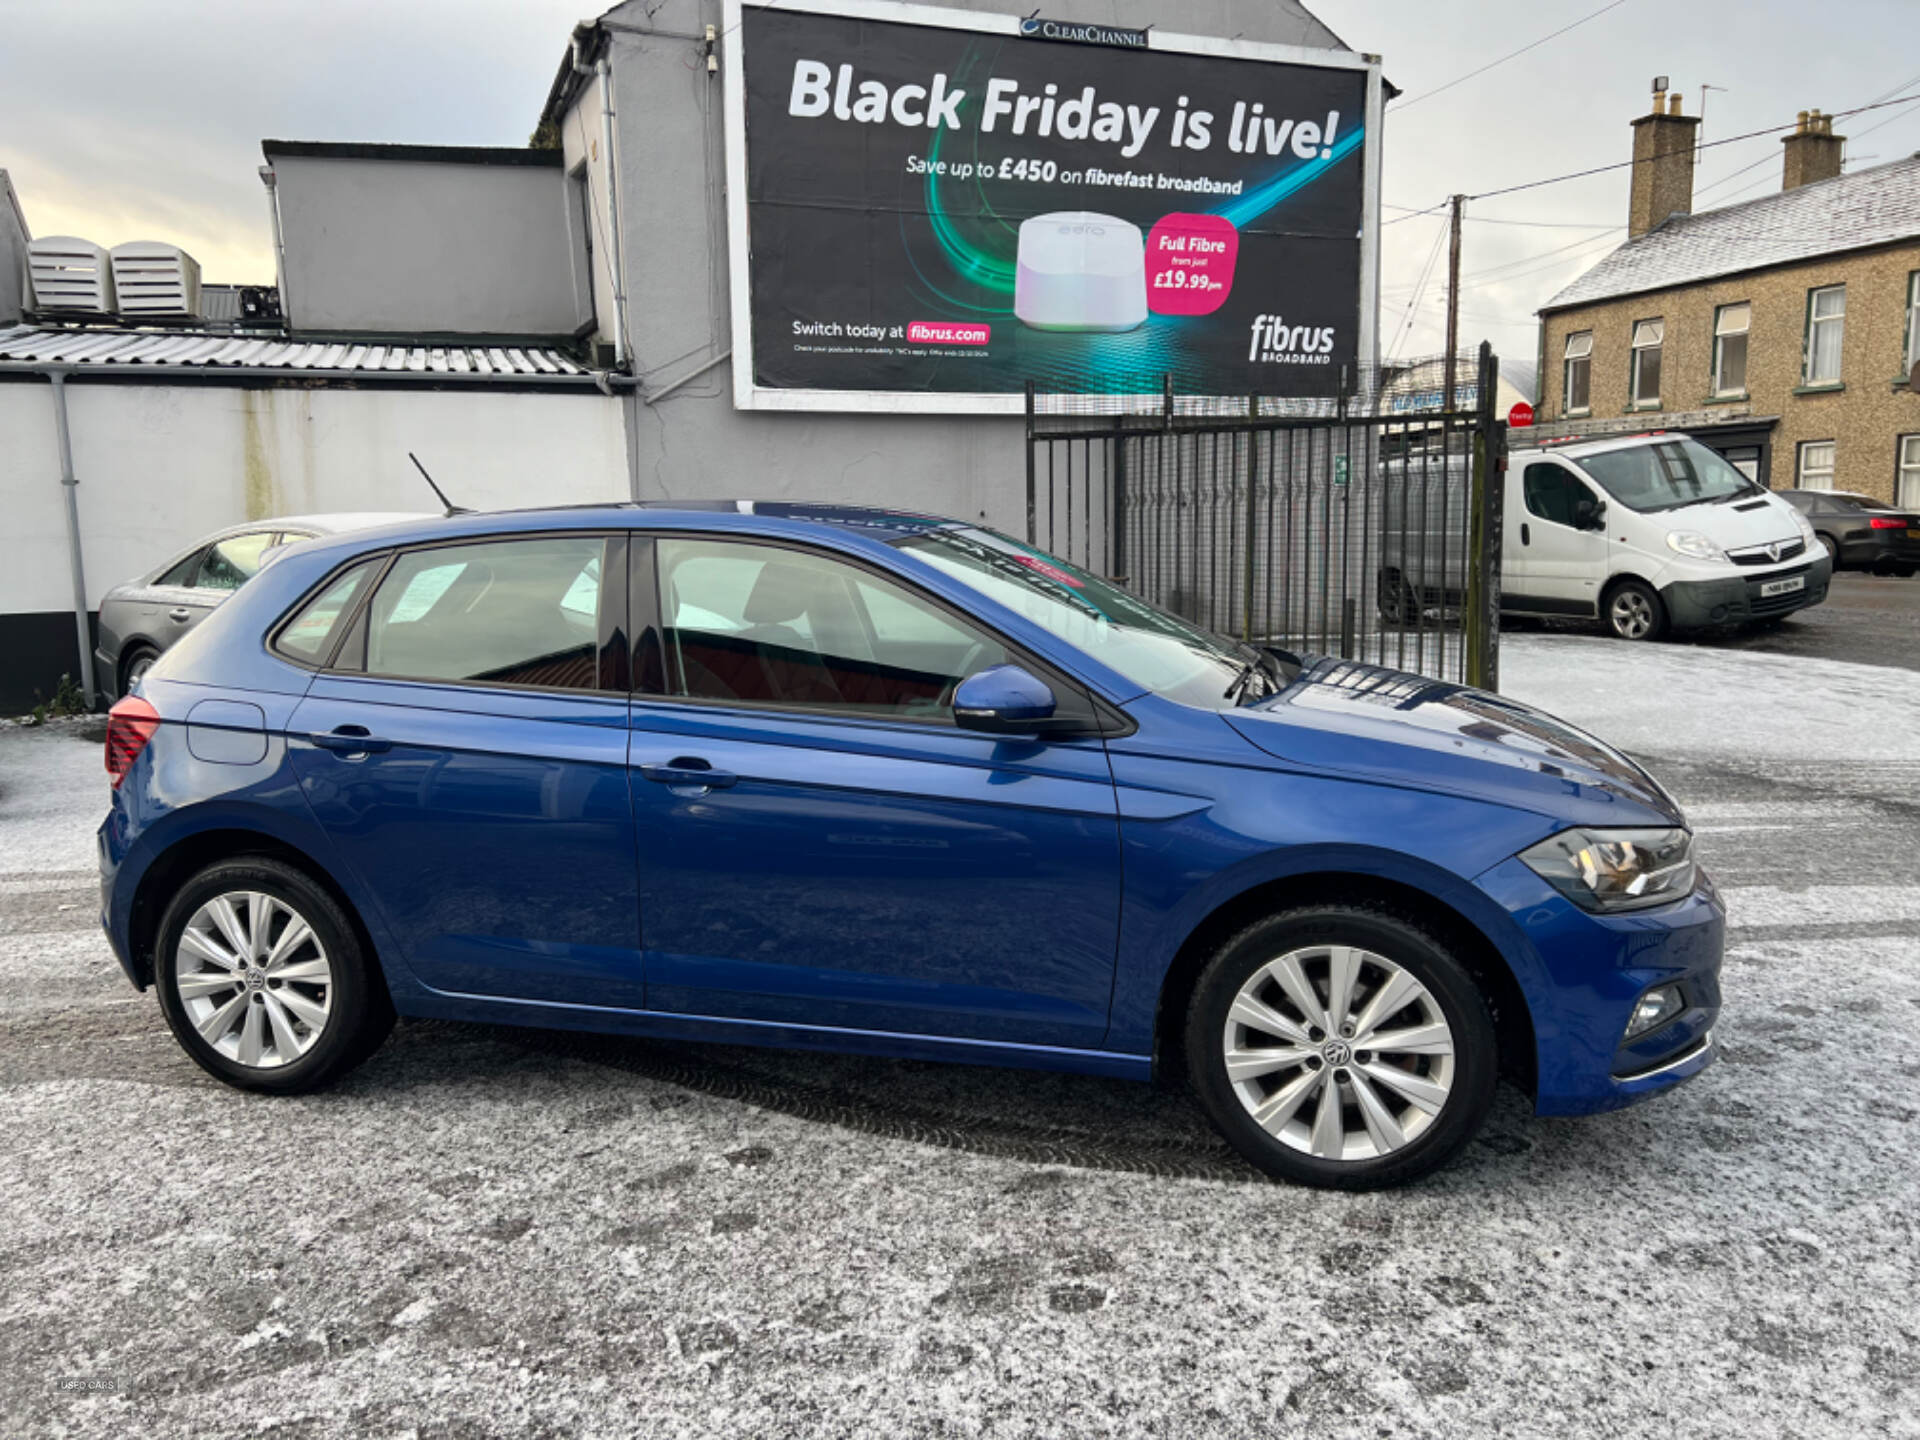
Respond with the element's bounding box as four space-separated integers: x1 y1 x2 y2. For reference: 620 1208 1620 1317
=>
1534 92 1920 507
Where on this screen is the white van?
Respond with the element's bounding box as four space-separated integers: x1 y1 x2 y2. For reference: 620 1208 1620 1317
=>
1503 432 1831 640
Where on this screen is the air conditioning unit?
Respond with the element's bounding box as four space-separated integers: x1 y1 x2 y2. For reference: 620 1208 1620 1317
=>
28 237 116 315
109 242 202 319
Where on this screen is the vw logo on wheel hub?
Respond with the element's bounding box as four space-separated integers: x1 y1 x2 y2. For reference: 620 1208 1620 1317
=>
1321 1039 1352 1067
244 968 266 992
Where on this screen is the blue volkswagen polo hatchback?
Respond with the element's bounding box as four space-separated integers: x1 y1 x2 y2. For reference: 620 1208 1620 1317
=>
99 503 1721 1188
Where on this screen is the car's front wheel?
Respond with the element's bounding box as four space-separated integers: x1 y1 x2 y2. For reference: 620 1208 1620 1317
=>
154 857 393 1093
1185 906 1498 1189
1605 579 1666 641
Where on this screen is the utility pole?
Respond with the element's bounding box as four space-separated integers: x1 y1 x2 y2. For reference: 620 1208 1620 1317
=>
1442 193 1464 411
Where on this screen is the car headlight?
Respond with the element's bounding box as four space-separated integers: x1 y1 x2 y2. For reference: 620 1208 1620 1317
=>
1787 507 1818 542
1664 531 1727 563
1519 827 1696 912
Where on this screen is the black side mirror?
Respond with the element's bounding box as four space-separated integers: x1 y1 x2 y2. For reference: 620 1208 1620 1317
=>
1573 495 1607 531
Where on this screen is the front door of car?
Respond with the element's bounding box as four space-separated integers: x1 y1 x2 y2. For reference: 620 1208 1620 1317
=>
286 532 644 1006
626 534 1123 1049
1511 461 1608 615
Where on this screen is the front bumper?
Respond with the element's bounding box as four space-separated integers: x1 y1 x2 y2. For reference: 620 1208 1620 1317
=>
1660 552 1831 628
1475 856 1724 1116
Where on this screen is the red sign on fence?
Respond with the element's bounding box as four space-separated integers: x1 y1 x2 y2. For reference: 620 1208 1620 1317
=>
1507 401 1535 428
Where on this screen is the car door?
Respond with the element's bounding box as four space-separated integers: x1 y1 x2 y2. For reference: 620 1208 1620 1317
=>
285 531 643 1006
1510 461 1607 614
138 530 278 647
627 532 1123 1049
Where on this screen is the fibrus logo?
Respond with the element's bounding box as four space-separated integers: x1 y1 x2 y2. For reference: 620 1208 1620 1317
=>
1249 314 1336 364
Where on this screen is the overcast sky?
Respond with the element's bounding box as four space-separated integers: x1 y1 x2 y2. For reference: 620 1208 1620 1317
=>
6 0 1919 362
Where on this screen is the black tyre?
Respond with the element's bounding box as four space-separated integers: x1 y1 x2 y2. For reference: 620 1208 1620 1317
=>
1184 906 1498 1190
153 857 394 1093
1604 578 1666 641
120 644 160 696
1816 533 1840 568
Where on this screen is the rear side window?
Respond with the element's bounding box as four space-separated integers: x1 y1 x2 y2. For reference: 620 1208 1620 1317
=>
275 560 379 664
195 532 279 592
157 548 207 587
362 536 608 691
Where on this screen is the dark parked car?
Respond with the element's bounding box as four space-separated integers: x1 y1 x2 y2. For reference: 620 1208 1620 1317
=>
1776 489 1920 576
95 514 432 698
100 503 1722 1190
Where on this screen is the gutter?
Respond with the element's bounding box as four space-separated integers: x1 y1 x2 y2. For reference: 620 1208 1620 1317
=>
0 361 634 388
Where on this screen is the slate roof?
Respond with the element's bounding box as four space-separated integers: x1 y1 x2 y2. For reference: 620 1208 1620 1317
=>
1543 153 1920 312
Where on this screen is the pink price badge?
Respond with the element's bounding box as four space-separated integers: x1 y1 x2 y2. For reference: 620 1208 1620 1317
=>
1145 214 1239 317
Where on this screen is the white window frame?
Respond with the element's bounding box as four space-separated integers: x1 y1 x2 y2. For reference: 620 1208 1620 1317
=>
1629 318 1663 407
1562 330 1592 415
1804 285 1845 386
1899 434 1920 509
1905 271 1919 377
1712 302 1750 398
1797 440 1837 491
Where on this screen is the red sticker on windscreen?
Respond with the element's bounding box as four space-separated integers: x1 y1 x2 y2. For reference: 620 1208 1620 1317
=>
1011 554 1084 587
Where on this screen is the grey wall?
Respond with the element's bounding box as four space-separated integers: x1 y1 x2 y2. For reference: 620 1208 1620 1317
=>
584 0 1354 535
268 152 591 338
0 171 29 325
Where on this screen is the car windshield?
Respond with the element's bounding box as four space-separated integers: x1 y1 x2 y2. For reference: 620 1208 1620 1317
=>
895 527 1272 708
1575 436 1760 513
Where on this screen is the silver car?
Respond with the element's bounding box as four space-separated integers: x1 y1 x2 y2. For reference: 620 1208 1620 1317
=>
95 514 431 698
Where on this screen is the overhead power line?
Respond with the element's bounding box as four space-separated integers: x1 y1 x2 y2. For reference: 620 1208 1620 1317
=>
1391 0 1631 112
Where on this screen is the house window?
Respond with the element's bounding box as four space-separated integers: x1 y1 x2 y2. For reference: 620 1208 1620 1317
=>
1906 271 1919 375
1804 285 1845 385
1712 303 1750 397
1630 319 1663 406
1562 331 1592 414
1900 435 1920 508
1797 440 1836 491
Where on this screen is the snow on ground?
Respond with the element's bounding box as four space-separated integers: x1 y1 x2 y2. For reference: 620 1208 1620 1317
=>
2 646 1918 1439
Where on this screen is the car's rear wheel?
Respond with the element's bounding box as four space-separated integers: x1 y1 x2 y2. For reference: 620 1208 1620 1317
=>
1816 533 1840 567
1604 579 1665 641
154 857 393 1093
120 645 159 695
1184 906 1498 1189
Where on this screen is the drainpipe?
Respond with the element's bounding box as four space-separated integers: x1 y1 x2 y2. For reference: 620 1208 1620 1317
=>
259 166 291 324
596 54 630 368
48 369 97 710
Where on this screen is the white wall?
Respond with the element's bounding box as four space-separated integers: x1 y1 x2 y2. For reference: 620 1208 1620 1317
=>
0 380 629 614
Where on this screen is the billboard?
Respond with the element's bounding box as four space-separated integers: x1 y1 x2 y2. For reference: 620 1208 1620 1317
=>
722 0 1382 412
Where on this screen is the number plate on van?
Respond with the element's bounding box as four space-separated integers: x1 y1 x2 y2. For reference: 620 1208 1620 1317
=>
1760 576 1805 598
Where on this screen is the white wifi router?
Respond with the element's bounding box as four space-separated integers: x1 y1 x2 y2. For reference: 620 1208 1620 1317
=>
1014 212 1148 333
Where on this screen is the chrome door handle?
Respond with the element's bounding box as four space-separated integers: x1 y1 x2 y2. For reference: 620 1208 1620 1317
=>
639 760 737 790
309 726 392 757
168 607 192 622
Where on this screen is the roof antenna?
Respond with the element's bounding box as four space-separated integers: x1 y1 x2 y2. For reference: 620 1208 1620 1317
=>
409 452 469 516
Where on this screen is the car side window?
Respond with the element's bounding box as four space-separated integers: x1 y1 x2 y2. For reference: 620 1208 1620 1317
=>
361 535 608 691
1522 463 1592 529
157 548 208 587
655 537 1009 719
275 560 381 664
194 532 279 592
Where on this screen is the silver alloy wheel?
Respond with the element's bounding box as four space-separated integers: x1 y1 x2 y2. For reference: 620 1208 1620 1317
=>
1221 944 1456 1162
1610 589 1655 640
174 891 333 1069
125 652 155 688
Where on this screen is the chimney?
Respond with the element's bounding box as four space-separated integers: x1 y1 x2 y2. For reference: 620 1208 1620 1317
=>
1628 78 1700 238
1782 108 1845 191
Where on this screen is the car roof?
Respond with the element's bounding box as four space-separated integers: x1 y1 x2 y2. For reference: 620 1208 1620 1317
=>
291 500 973 552
1509 432 1693 462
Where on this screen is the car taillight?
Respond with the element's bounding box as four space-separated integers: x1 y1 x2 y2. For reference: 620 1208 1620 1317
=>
1868 516 1910 529
105 695 161 788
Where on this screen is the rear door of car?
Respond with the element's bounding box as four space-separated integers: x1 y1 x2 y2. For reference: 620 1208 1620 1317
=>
284 531 644 1006
623 531 1123 1049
